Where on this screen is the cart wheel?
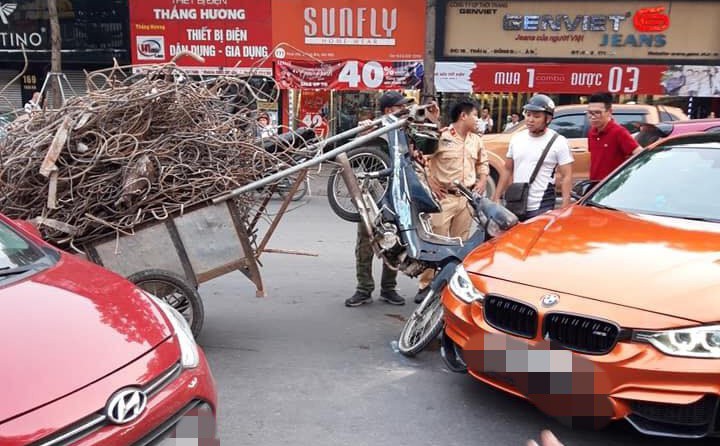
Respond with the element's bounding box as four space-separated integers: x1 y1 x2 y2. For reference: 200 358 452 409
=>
128 269 205 338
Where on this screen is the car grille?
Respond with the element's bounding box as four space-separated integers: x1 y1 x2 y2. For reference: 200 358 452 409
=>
626 396 720 438
30 362 181 446
543 313 619 354
137 400 216 446
483 294 538 339
631 396 717 426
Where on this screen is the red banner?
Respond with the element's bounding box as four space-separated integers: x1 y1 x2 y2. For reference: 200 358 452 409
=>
298 91 330 137
435 62 668 95
271 0 426 61
276 60 423 90
129 0 272 74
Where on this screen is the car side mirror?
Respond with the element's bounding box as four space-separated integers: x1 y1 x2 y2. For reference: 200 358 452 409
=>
13 219 42 239
571 180 598 200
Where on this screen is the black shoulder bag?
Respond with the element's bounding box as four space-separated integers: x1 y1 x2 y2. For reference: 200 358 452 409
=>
504 133 559 220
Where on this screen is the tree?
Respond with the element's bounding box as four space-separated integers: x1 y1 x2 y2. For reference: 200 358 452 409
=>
46 0 62 108
421 0 436 103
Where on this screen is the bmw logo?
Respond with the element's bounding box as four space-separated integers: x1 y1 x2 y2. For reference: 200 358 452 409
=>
540 293 559 307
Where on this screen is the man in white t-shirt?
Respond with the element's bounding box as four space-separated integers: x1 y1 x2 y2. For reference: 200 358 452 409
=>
493 94 573 220
475 106 494 134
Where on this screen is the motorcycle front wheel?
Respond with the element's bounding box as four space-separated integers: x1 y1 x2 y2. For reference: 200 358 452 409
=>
397 289 444 357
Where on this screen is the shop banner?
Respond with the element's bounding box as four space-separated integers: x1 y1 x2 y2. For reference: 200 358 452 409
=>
442 1 720 62
129 0 272 74
271 0 426 61
298 90 331 137
435 62 670 95
276 60 424 90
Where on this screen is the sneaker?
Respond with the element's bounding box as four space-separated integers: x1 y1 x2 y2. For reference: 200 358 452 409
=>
414 286 430 304
345 291 372 307
379 290 405 306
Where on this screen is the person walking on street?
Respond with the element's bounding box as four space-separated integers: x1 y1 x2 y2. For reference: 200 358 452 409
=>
587 92 642 182
345 92 413 307
493 94 573 221
415 98 489 302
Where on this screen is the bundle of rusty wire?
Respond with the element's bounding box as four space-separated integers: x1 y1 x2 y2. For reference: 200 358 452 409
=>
0 61 316 250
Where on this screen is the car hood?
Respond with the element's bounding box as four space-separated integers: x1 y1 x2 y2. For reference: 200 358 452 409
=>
481 132 513 145
466 206 720 324
0 253 172 423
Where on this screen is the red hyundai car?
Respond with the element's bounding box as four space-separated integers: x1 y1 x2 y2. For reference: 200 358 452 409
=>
0 214 218 445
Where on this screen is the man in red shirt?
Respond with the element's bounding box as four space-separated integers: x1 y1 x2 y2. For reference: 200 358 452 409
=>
587 92 642 181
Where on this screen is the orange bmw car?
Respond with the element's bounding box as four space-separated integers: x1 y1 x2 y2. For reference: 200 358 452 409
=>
441 133 720 438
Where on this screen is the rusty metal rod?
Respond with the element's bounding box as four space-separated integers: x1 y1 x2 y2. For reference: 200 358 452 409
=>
211 116 408 203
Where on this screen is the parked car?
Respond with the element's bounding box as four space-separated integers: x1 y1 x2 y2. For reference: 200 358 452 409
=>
481 104 687 186
0 215 218 445
634 117 720 146
441 132 720 438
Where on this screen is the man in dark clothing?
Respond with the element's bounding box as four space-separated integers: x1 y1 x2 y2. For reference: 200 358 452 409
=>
587 92 642 181
345 92 411 307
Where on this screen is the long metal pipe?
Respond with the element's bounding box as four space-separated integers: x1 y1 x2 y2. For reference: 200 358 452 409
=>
212 116 408 203
286 101 430 155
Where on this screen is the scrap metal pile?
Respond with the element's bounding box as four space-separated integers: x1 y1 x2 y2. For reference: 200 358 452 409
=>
0 61 316 250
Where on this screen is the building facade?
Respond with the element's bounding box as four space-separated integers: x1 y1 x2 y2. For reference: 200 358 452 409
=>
0 0 130 112
434 0 720 130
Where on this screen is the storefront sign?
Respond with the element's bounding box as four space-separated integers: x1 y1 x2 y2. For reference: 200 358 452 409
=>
1 1 129 63
271 0 425 60
435 62 668 94
298 90 330 137
129 0 272 74
276 59 423 90
442 1 720 62
0 2 47 52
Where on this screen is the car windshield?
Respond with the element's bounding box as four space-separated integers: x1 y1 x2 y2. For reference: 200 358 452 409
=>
0 220 46 271
586 145 720 222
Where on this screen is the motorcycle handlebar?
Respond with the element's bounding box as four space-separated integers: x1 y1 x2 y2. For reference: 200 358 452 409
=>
453 181 475 201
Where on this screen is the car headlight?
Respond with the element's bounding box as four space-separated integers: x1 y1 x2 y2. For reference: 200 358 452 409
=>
448 265 484 304
633 325 720 358
148 294 200 368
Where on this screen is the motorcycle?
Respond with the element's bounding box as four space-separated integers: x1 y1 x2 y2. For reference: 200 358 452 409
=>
336 111 518 356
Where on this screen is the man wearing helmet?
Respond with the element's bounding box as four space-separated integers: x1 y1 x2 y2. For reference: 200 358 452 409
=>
493 94 573 220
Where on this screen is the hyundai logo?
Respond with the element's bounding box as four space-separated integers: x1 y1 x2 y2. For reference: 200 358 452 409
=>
540 293 559 307
106 388 147 424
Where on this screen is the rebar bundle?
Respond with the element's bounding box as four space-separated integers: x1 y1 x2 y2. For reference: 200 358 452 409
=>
0 61 315 250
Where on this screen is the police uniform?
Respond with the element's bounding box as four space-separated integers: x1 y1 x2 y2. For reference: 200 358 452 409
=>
418 125 488 289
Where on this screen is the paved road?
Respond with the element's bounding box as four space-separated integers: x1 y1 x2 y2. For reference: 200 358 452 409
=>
198 197 713 446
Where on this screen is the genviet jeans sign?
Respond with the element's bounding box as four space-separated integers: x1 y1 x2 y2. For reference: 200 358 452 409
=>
442 1 720 62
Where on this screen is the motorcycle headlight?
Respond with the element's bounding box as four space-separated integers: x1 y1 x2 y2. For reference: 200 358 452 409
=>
485 219 502 238
633 325 720 358
148 294 200 368
448 265 484 304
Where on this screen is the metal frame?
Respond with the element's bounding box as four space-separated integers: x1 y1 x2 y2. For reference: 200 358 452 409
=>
81 171 311 299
